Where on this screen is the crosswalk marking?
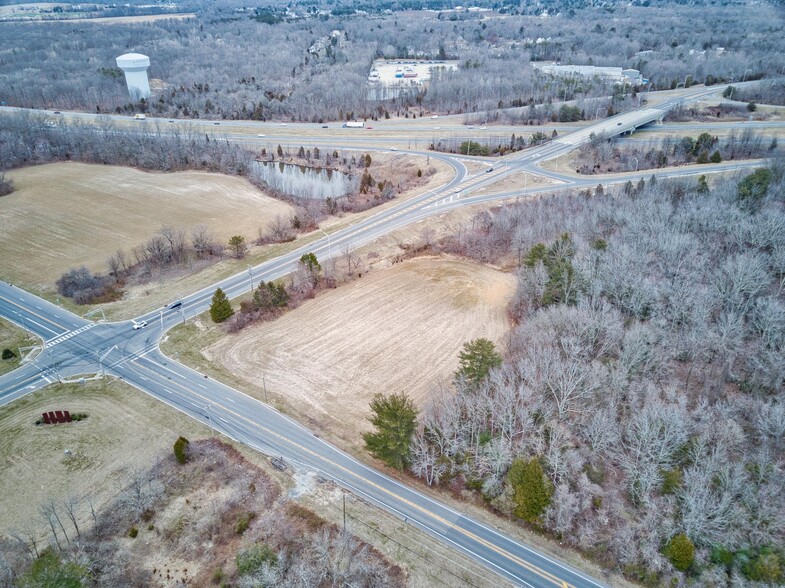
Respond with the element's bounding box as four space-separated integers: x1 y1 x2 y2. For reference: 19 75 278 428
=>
45 323 95 347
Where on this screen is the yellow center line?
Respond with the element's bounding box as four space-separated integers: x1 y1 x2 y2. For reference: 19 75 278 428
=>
0 295 68 332
131 358 577 588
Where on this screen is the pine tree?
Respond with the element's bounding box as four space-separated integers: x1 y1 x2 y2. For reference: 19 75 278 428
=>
508 457 553 525
363 392 418 470
455 338 502 389
210 288 234 323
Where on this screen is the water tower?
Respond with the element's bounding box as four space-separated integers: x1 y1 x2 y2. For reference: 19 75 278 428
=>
116 53 151 100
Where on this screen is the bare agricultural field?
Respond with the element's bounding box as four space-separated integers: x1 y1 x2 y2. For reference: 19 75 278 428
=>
0 162 294 290
0 379 211 538
204 256 514 447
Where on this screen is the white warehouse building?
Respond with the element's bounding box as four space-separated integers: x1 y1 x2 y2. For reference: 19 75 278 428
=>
532 62 644 85
116 52 151 100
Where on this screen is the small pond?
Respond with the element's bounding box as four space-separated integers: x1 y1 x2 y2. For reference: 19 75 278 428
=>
253 160 354 200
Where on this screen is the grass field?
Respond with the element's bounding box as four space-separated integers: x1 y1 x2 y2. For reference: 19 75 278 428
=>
0 162 294 290
0 318 37 376
0 379 211 538
202 256 514 448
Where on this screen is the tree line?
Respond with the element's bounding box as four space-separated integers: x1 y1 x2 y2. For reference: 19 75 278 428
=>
0 3 782 122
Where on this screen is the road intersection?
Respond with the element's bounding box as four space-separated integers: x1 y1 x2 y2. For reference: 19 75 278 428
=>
0 83 768 587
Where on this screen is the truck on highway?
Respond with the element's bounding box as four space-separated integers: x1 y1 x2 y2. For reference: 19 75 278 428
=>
342 121 364 128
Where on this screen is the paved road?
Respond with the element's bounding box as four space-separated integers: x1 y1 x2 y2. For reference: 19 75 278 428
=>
0 83 766 587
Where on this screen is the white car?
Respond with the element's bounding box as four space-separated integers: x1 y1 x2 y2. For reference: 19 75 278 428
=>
257 134 266 137
431 115 439 119
390 147 398 151
454 187 462 193
132 320 147 330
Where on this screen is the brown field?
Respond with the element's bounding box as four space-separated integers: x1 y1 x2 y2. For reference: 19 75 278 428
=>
203 256 514 446
0 163 294 290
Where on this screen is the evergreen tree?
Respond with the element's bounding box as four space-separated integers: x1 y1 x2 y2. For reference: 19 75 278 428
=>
456 338 502 389
299 252 321 286
363 392 418 470
508 457 553 525
210 288 234 323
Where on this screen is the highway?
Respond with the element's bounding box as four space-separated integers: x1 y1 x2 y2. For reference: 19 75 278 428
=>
0 83 768 587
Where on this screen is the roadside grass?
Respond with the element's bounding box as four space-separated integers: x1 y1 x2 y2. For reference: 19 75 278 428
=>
0 318 37 376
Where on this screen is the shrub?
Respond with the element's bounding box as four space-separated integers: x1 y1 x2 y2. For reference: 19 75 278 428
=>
236 543 278 576
737 168 773 211
128 526 139 538
56 266 113 304
2 348 15 360
0 172 13 197
173 436 190 465
212 568 224 585
18 549 88 587
743 549 783 583
663 533 695 572
286 503 327 531
235 511 256 535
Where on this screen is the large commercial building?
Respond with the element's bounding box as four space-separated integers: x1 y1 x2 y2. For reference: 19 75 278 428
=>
532 62 644 85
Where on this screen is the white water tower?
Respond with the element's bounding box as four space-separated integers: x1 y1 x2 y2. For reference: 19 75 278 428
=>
116 53 151 100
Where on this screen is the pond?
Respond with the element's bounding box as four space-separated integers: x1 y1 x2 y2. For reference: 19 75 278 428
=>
253 160 355 200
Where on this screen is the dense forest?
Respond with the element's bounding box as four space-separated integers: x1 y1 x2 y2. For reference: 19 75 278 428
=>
408 165 785 585
0 0 782 122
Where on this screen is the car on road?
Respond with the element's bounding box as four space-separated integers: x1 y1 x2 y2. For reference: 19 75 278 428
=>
454 187 462 193
617 122 622 125
280 123 288 126
486 167 494 173
431 115 439 119
133 113 146 120
214 122 220 125
132 320 147 330
365 126 373 129
168 120 175 123
167 300 183 310
480 126 487 130
53 111 61 115
257 133 266 137
321 125 328 128
390 147 398 151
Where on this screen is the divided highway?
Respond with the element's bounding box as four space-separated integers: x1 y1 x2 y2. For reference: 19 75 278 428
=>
0 83 762 587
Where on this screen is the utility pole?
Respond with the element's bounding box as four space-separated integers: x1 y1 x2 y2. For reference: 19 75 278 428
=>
247 265 253 293
343 494 346 531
